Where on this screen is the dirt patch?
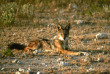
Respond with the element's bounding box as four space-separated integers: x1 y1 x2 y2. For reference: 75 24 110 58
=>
0 12 110 73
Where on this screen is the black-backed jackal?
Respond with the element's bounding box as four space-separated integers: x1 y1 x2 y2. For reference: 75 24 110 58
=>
8 23 81 55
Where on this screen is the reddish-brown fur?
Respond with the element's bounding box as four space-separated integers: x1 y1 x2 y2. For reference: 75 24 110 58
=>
9 23 81 55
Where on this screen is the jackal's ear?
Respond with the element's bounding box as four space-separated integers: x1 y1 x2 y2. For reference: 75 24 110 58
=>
65 23 70 30
57 24 62 31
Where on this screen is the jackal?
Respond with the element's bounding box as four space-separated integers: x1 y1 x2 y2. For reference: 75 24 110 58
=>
8 23 81 55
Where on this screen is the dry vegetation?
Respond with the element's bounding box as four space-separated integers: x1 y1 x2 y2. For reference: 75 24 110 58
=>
0 0 110 74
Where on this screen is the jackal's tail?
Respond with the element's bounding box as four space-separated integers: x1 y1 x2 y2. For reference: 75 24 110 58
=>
61 49 82 56
8 43 26 50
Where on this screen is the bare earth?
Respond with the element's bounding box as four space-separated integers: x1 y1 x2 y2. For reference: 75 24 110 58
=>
0 12 110 74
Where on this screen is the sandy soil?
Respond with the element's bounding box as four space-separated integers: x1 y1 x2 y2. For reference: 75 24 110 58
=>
0 12 110 74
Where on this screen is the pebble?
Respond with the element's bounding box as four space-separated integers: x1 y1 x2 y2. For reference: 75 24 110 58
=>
37 29 43 32
87 68 95 72
74 20 84 24
33 50 42 55
12 59 18 63
97 57 104 62
17 61 22 64
37 71 40 74
59 61 68 66
83 52 89 56
27 69 31 74
42 63 48 66
1 67 5 70
19 68 25 72
97 46 104 50
96 33 108 39
13 33 16 36
15 71 21 74
57 58 64 62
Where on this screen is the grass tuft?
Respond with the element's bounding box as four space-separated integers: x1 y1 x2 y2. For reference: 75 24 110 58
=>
2 49 14 57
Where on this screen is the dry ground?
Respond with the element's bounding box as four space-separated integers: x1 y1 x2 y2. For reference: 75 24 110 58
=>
0 11 110 74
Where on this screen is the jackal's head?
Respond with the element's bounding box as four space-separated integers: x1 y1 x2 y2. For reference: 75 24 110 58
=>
57 23 70 41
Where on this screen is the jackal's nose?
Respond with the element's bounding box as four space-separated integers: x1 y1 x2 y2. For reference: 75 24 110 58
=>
64 35 66 39
64 35 67 40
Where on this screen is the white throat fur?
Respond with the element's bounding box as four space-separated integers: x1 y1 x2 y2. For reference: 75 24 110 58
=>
59 36 64 41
